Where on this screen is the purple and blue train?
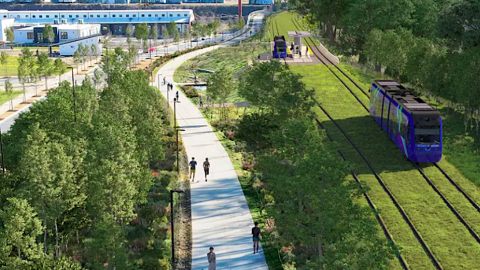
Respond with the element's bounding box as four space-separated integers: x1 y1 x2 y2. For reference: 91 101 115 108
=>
369 80 442 163
273 36 287 59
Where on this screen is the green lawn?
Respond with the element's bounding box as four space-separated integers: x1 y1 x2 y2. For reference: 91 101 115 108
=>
0 56 20 77
292 64 480 270
0 91 24 105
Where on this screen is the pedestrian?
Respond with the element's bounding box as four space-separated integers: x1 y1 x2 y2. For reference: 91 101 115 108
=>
199 96 203 107
163 76 166 85
189 157 197 182
167 82 171 90
252 222 261 254
176 90 179 101
207 247 216 270
170 83 174 91
203 157 210 181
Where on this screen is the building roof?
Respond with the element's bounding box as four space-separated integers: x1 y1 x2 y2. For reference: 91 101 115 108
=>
54 33 101 46
15 24 100 31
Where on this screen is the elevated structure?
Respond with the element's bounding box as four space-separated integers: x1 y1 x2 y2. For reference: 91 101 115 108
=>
0 9 194 36
287 31 311 56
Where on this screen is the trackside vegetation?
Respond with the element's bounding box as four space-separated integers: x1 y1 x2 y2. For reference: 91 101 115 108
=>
0 48 182 269
196 60 397 269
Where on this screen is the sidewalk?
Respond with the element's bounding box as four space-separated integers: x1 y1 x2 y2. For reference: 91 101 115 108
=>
157 11 268 270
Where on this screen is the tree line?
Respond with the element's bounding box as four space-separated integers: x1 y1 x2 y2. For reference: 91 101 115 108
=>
232 61 396 268
291 0 480 135
0 46 177 269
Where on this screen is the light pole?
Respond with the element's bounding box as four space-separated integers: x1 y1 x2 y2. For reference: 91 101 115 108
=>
170 189 185 264
67 67 76 122
0 127 5 174
173 97 177 129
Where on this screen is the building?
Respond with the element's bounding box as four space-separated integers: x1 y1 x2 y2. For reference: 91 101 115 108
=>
58 34 102 56
0 18 14 42
249 0 273 4
0 9 194 36
14 24 100 44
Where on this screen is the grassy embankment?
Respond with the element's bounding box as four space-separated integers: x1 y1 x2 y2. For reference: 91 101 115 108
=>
267 11 480 269
173 44 270 103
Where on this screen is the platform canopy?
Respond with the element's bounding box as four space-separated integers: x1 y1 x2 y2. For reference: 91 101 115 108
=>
287 31 312 38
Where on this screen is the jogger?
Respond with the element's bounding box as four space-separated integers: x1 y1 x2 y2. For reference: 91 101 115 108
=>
203 158 210 181
189 157 197 182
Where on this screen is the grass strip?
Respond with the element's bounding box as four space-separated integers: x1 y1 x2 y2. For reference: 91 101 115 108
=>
293 64 480 269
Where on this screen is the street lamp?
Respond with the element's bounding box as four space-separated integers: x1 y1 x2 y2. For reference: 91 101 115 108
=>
0 127 5 174
170 189 185 264
67 67 76 122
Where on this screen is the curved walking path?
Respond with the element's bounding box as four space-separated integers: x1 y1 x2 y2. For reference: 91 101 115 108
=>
157 11 269 270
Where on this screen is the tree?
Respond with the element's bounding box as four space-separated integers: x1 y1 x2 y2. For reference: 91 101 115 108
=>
236 16 245 31
151 24 158 47
91 43 98 64
18 63 29 103
5 28 14 42
43 24 55 44
54 58 67 82
73 49 81 74
93 68 104 90
37 53 54 91
135 23 149 53
4 78 13 111
82 45 90 69
167 21 178 46
126 24 133 44
0 51 8 78
0 198 43 268
162 25 170 53
185 27 191 48
207 67 236 119
174 31 180 51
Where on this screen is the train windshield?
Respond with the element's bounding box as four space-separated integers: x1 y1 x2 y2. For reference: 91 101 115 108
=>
415 127 440 144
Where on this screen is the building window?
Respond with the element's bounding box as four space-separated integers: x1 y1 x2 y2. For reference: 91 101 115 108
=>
162 14 165 17
61 32 68 39
112 15 116 18
177 14 180 17
90 15 93 18
25 15 29 18
69 15 72 18
148 14 152 17
141 14 145 17
27 32 33 39
97 15 100 18
76 15 79 18
46 15 49 18
16 15 20 18
184 14 187 17
126 14 129 17
61 15 65 18
32 15 36 18
169 14 172 17
3 16 6 18
104 15 107 18
39 15 42 18
155 14 158 17
133 14 136 17
119 14 122 17
83 15 87 18
55 15 58 18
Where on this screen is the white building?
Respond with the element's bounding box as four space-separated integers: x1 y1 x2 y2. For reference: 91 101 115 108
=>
0 18 14 42
58 34 102 56
14 24 100 44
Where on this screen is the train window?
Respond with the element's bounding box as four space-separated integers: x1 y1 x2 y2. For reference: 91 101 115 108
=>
389 105 396 136
415 129 440 144
405 124 411 144
382 96 389 126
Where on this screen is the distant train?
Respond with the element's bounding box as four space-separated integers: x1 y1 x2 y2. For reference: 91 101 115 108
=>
273 35 287 59
369 80 442 163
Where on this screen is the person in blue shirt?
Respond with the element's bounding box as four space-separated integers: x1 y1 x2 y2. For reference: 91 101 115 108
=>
189 157 197 182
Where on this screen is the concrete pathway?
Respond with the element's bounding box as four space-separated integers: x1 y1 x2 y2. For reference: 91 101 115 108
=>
157 11 268 270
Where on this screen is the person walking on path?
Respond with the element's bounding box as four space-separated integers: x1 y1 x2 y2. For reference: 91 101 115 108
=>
199 96 203 107
203 157 210 181
207 247 216 270
176 90 179 102
163 76 166 85
252 222 261 254
189 157 197 182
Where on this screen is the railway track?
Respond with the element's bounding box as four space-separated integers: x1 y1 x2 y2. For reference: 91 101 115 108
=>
289 15 480 269
270 19 412 269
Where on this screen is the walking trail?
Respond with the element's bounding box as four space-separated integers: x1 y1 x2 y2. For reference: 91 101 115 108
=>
157 11 269 270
